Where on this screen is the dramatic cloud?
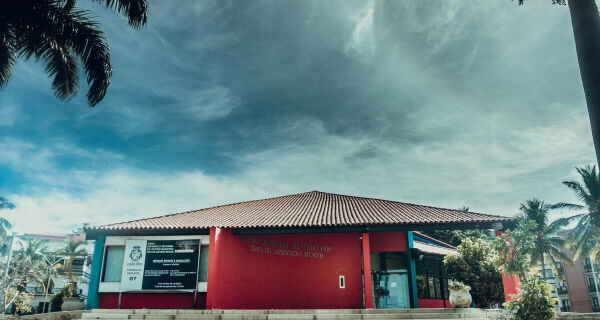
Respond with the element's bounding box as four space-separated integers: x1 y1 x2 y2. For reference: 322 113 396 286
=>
0 0 594 233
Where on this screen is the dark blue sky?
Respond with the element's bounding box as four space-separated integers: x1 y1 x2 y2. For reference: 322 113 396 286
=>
0 0 594 232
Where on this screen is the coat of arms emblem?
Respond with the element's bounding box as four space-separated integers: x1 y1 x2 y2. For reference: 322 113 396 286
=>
129 245 143 261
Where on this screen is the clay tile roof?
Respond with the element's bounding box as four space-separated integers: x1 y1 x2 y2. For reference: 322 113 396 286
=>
86 191 516 233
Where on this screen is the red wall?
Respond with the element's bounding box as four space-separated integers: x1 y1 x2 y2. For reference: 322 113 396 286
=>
418 299 450 308
369 231 407 252
99 292 206 309
206 229 364 309
494 230 521 301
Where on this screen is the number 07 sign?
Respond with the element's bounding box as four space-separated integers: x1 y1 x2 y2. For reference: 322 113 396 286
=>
119 239 200 292
120 240 147 291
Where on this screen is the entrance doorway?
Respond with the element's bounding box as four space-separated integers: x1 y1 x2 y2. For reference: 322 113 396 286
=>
371 252 410 309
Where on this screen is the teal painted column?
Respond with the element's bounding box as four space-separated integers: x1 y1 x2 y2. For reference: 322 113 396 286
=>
86 235 105 310
406 231 419 308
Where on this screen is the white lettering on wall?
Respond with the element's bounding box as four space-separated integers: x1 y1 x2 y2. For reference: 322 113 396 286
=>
243 237 332 259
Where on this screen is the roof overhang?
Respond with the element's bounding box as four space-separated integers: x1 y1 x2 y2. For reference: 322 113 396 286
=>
85 228 210 240
230 220 518 235
86 219 517 240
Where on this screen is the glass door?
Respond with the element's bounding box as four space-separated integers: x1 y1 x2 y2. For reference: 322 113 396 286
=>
373 270 410 309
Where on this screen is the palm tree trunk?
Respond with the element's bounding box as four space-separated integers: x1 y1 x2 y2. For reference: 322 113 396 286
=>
541 254 547 280
568 0 600 168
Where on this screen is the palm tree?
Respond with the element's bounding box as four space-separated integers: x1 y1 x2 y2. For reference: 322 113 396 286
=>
0 197 14 237
9 238 49 294
554 165 600 262
57 238 87 284
19 238 49 263
517 0 600 168
0 198 14 211
517 199 574 280
0 0 148 106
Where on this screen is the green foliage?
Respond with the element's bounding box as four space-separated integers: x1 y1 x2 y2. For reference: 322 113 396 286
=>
517 199 575 277
0 239 54 313
0 196 14 252
444 238 504 308
0 0 148 106
554 165 600 262
493 220 559 320
49 287 65 311
492 220 537 277
506 277 557 320
420 229 492 247
420 207 493 247
58 238 88 283
448 280 469 291
0 197 15 210
1 252 42 314
49 282 77 311
4 288 33 315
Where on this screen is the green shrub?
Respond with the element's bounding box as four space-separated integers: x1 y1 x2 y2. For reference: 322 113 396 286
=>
49 283 76 312
506 277 556 320
444 238 504 308
49 290 63 312
448 280 469 291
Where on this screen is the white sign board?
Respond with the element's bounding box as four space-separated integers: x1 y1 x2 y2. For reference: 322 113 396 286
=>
120 240 147 291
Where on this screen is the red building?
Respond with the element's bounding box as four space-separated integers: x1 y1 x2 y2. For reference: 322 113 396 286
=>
84 191 517 310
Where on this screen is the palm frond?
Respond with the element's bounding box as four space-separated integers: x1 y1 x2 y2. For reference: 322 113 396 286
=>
570 216 595 260
550 202 585 210
578 165 600 200
0 196 15 210
46 45 79 100
547 215 580 234
548 245 574 266
562 181 594 206
24 4 112 106
9 0 111 106
60 10 111 106
90 0 148 28
17 27 80 100
0 218 13 232
0 27 16 88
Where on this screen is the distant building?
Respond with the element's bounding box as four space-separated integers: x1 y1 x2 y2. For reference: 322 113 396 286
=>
17 225 94 312
538 230 600 313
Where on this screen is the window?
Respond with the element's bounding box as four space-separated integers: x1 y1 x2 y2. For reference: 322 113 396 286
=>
416 275 428 298
428 276 436 298
433 277 442 299
443 278 449 299
199 245 209 282
560 299 571 312
593 297 600 312
102 246 125 282
416 259 448 300
557 284 568 295
589 277 598 293
585 259 594 273
556 262 565 275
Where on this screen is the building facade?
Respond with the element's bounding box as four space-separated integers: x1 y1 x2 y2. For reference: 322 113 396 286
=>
551 256 600 313
84 191 517 310
527 230 600 313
